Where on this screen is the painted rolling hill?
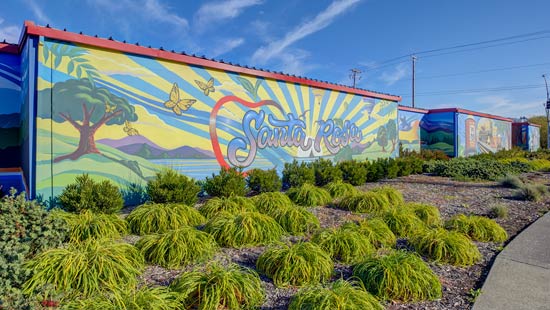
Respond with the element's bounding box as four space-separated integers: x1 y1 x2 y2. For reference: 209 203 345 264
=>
98 136 215 159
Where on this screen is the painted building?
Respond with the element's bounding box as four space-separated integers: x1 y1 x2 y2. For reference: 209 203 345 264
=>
512 122 541 151
0 21 401 201
397 106 427 152
420 108 512 157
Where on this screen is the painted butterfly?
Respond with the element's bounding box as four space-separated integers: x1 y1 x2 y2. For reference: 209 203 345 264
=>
195 77 215 96
164 83 196 115
123 120 139 136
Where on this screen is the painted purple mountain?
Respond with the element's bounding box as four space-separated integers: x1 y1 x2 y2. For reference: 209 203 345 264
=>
98 136 215 159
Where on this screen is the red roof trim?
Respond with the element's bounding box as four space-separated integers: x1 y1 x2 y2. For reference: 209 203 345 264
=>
428 108 513 122
23 21 401 102
398 105 428 113
0 43 19 54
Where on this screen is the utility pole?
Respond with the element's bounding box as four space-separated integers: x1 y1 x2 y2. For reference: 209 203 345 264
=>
412 55 417 108
349 68 362 88
543 74 550 149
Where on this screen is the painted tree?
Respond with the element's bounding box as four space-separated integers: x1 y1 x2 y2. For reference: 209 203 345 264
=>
386 119 398 152
377 126 388 152
49 78 137 162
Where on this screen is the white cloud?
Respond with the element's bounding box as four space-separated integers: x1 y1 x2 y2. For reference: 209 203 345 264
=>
210 37 245 58
143 0 188 29
251 0 361 64
380 63 408 86
195 0 263 31
475 95 544 118
25 0 51 24
274 48 318 76
0 18 20 43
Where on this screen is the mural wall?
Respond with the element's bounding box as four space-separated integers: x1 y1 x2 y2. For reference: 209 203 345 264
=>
456 113 511 157
398 109 424 152
0 51 21 168
36 38 398 199
528 125 540 151
420 112 455 156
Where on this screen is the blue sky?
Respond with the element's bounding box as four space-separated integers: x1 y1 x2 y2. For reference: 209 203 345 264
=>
1 0 550 118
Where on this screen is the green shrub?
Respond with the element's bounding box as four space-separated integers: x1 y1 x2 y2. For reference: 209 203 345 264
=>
23 239 144 297
170 262 264 310
324 180 358 199
286 183 332 207
126 203 205 235
337 192 390 214
312 227 375 263
198 196 256 219
63 286 179 310
338 160 368 186
490 204 509 219
425 158 530 181
136 227 217 269
405 202 442 227
52 209 127 243
203 167 247 197
353 250 442 301
515 184 548 202
341 218 396 248
282 160 315 188
312 158 343 186
498 174 524 189
396 157 424 176
289 279 383 310
365 160 385 182
445 214 508 242
382 208 426 237
59 174 124 214
251 191 293 214
411 228 481 266
257 242 333 287
269 206 320 235
246 168 282 193
381 158 400 179
146 168 200 205
121 181 149 206
0 190 67 307
370 186 404 205
204 211 284 247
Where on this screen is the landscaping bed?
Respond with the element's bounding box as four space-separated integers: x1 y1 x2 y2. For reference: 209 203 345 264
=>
132 172 550 310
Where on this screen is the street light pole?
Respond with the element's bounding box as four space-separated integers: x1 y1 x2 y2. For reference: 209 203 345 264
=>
543 74 550 149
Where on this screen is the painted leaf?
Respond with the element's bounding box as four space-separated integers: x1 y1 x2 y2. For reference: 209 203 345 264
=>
80 63 95 70
59 44 69 55
42 44 49 62
67 61 75 75
76 65 82 78
253 79 263 100
72 57 88 63
236 76 255 95
54 55 62 69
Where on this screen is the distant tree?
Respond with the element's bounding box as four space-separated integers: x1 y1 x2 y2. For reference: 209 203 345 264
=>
46 78 137 163
386 119 398 152
528 116 548 149
377 127 388 152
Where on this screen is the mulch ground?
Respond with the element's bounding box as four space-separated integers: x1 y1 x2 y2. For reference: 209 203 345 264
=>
129 172 550 310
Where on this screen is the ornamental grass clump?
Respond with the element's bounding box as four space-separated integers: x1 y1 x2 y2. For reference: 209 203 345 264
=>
52 209 127 243
23 239 144 297
324 180 358 199
63 286 179 310
445 214 507 242
126 203 205 235
405 202 442 227
136 227 218 269
198 195 256 219
311 227 375 264
269 206 320 235
498 174 524 189
286 183 332 207
251 191 293 214
382 207 426 237
514 183 548 202
257 242 333 287
353 250 442 302
170 262 265 310
337 192 390 214
342 218 396 248
370 186 404 205
289 279 384 310
410 228 481 266
204 211 284 247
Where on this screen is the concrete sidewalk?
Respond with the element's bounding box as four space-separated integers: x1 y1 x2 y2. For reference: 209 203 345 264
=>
473 212 550 310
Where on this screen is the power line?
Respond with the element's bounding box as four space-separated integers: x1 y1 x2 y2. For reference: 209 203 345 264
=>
417 61 550 80
359 30 550 72
399 83 546 97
